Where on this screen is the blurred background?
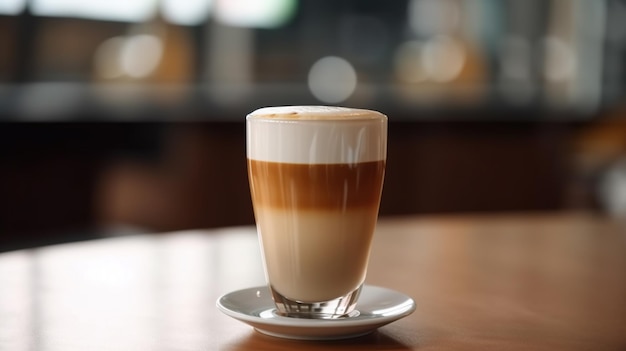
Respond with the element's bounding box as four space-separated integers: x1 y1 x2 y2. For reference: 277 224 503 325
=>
2 0 626 251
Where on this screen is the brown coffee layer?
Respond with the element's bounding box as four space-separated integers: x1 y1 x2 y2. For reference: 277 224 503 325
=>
248 160 385 210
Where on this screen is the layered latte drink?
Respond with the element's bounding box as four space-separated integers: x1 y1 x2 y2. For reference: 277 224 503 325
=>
247 106 387 318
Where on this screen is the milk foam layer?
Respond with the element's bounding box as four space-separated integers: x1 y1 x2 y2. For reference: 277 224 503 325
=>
248 105 385 120
247 106 387 164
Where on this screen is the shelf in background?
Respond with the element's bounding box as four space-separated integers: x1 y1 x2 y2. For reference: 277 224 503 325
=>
0 82 598 122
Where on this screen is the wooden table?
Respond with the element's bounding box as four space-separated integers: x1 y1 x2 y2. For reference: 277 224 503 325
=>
1 212 625 350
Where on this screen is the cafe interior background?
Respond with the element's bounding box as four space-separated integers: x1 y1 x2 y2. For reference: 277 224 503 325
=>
1 0 626 251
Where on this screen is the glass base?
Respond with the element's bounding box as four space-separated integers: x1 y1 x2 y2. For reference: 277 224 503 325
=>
269 284 362 319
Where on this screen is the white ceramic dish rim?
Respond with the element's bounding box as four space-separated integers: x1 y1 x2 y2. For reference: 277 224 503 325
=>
216 284 416 329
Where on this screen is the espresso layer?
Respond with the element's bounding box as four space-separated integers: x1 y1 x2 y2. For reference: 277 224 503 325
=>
248 160 385 210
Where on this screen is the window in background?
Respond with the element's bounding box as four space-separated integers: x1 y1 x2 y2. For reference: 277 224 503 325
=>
0 0 26 15
7 0 297 29
161 0 213 26
214 0 297 28
31 0 155 22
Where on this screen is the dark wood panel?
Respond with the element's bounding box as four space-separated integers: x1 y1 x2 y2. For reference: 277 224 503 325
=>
0 120 572 251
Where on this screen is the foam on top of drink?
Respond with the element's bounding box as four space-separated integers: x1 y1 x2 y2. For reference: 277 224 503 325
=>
248 105 385 121
247 106 387 164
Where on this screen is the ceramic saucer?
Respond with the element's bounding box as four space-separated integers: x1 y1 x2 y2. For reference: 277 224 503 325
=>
216 285 415 340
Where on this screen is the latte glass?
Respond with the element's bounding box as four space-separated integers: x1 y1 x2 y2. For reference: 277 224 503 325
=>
247 106 387 319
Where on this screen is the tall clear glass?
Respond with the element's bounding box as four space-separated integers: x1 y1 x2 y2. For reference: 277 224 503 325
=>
247 106 387 319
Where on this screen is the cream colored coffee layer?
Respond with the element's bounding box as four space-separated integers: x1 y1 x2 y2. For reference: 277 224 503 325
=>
247 106 387 164
256 207 378 302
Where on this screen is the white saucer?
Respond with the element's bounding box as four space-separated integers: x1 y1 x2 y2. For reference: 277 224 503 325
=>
216 285 415 340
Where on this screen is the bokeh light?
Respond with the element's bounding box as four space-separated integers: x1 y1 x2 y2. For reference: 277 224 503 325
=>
543 36 576 83
120 35 164 79
394 36 466 84
422 36 466 83
94 35 164 80
94 37 125 79
308 56 357 104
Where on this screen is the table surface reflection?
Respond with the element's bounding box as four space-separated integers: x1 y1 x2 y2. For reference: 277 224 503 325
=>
1 212 625 350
